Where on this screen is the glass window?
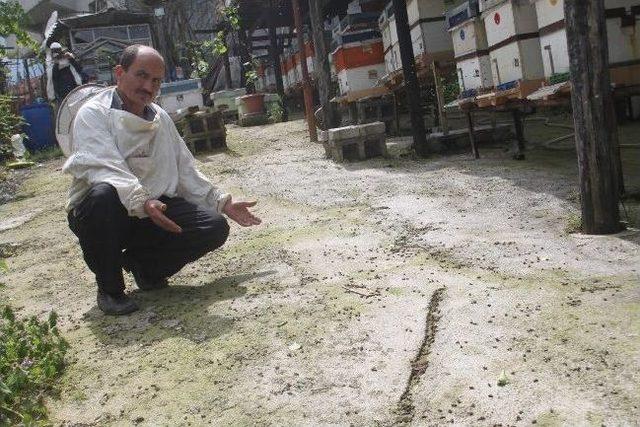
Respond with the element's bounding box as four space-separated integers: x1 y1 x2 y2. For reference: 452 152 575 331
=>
128 25 150 40
73 30 94 44
93 26 128 40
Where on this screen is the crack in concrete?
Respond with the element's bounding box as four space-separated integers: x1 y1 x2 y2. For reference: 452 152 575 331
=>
394 287 446 424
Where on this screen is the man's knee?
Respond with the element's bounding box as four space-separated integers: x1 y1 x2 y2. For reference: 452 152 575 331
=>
84 183 121 209
205 215 230 251
75 183 127 223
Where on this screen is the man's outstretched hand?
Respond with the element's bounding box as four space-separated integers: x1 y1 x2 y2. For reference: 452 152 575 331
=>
223 199 262 227
144 199 182 233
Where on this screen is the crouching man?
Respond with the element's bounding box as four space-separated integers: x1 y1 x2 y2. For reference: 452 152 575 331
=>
63 45 261 315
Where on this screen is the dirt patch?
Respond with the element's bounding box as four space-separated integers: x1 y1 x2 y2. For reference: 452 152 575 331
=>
0 118 638 425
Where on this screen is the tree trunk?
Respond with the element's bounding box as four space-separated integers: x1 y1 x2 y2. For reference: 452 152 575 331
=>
292 0 318 141
269 2 287 121
392 0 428 156
308 0 339 129
565 0 622 234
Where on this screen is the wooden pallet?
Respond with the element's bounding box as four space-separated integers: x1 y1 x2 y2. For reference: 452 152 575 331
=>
492 79 544 106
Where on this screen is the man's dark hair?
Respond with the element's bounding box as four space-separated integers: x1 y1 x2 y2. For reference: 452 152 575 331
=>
119 44 143 70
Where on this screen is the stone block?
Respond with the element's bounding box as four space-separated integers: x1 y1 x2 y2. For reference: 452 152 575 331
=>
328 125 361 141
361 121 386 136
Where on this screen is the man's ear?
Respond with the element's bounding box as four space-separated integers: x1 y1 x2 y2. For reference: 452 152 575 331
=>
114 65 124 81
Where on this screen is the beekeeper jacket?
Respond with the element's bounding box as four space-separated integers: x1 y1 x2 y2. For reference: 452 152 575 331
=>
63 87 230 218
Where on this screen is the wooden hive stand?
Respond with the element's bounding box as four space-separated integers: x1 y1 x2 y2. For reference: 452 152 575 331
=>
325 122 389 162
177 107 227 154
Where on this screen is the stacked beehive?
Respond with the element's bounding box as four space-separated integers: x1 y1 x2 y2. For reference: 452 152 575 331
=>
379 0 454 80
479 0 545 90
407 0 454 65
278 36 317 93
532 0 640 87
446 0 493 96
605 0 640 86
331 0 387 96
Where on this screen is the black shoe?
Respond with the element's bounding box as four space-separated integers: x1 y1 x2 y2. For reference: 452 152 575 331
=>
97 291 139 315
122 257 168 291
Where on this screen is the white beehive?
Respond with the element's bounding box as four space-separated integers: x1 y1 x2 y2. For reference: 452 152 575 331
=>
379 4 402 73
379 0 453 77
604 0 640 86
480 0 545 86
531 0 640 86
531 0 569 79
407 0 453 63
333 39 387 95
280 56 291 91
446 0 494 92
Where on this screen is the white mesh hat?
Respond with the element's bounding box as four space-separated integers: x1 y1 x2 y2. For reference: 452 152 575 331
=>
56 84 110 157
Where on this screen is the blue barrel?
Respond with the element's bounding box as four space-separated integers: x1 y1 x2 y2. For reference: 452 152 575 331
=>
20 102 56 152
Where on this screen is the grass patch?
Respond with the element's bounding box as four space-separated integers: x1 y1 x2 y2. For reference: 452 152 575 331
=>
0 306 69 425
565 213 583 234
24 146 63 164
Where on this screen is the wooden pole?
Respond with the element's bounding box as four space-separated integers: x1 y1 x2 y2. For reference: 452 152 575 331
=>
238 24 251 88
22 58 34 102
223 50 232 89
268 4 285 99
512 109 525 160
565 0 622 234
392 0 428 156
292 0 318 142
432 61 448 135
466 110 479 159
308 0 339 129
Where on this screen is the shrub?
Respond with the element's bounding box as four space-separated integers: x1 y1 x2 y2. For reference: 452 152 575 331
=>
0 306 69 425
0 96 24 162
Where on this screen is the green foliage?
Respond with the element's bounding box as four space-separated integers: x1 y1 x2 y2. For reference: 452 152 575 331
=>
185 40 216 79
440 70 460 104
0 1 38 53
212 32 228 56
0 96 25 161
24 146 63 163
565 213 583 234
267 100 284 124
221 6 240 31
0 306 69 425
212 5 241 57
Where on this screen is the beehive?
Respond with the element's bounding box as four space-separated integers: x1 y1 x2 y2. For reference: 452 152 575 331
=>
406 0 454 64
332 2 386 97
480 0 545 87
604 0 640 86
531 0 640 86
333 39 387 95
379 0 453 78
446 0 494 93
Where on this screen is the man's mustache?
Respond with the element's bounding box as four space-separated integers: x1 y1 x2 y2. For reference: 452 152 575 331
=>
136 89 154 97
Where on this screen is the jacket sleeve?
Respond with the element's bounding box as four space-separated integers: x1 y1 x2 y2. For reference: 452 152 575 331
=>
62 105 151 217
171 124 231 214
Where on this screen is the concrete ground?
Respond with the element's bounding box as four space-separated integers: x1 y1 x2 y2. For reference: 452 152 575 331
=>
0 117 638 426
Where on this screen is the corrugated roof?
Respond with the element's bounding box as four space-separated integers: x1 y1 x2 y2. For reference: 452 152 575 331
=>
60 9 154 29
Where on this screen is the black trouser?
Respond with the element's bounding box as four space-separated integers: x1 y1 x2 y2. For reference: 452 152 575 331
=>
68 183 230 295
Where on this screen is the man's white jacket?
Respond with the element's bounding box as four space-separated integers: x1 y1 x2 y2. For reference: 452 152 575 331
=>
63 87 230 217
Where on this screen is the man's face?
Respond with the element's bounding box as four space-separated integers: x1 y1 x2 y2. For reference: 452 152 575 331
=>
114 51 165 110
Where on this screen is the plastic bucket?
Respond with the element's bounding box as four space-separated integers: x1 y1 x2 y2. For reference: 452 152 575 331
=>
20 102 56 152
